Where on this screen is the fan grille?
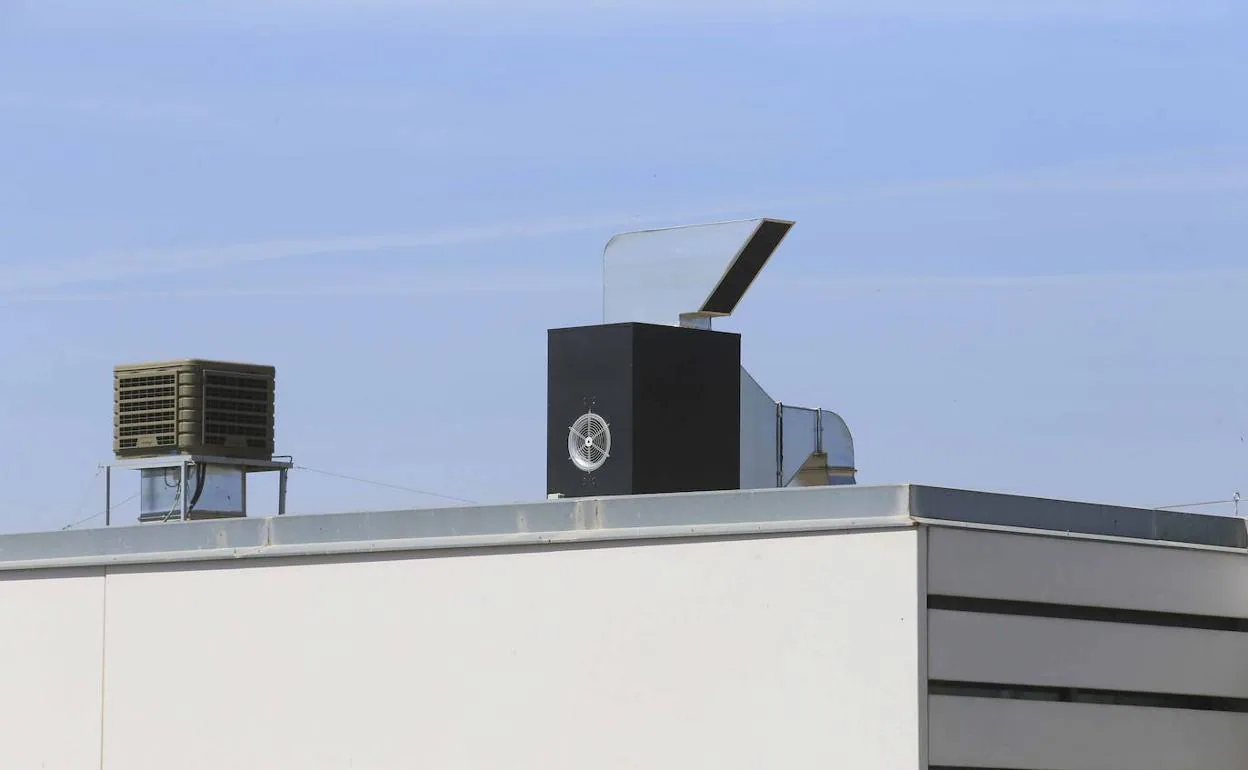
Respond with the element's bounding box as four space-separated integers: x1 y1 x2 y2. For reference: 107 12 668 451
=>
568 411 611 472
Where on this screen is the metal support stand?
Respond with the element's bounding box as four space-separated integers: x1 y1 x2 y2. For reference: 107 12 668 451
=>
102 455 294 525
179 462 188 519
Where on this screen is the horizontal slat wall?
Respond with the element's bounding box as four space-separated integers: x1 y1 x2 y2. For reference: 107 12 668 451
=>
926 526 1248 770
929 609 1248 699
930 695 1248 770
928 527 1248 617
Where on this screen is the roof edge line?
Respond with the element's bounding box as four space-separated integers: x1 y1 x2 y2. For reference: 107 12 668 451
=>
912 517 1248 555
0 515 916 573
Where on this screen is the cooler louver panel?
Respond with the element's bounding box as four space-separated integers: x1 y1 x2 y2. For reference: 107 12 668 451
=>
114 360 275 460
202 370 274 453
115 370 179 451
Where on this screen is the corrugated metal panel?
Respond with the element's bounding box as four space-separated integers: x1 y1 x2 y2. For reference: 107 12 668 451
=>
930 695 1248 770
928 527 1248 618
929 609 1248 699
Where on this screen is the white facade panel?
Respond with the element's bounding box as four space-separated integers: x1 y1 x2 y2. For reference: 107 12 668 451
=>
929 695 1248 770
928 527 1248 617
101 530 921 770
0 569 105 770
929 609 1248 698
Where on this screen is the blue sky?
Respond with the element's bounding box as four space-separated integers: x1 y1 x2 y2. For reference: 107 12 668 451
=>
2 1 1247 532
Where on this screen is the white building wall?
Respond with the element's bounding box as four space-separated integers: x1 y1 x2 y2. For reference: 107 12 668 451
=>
95 529 920 770
17 502 1245 770
0 568 105 770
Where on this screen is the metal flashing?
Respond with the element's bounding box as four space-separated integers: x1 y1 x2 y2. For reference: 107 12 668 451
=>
908 485 1248 549
0 484 1243 573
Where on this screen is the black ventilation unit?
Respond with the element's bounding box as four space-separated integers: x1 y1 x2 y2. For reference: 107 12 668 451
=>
547 323 740 499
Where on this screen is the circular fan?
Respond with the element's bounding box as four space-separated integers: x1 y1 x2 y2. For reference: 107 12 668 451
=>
568 411 611 472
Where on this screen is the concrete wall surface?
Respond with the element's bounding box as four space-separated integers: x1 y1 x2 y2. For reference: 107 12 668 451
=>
0 568 105 770
1 528 922 770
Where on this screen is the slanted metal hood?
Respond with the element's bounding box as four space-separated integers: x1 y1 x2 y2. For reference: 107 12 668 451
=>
603 218 794 328
599 216 856 489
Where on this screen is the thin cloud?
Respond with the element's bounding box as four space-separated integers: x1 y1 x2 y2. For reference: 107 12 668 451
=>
0 92 214 123
11 264 1248 307
1 200 792 296
768 265 1248 292
0 213 652 295
5 163 1247 301
0 275 592 306
902 169 1248 195
21 0 1237 29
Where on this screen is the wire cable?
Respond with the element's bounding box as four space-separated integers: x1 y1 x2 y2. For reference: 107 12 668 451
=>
1154 498 1237 510
62 492 141 530
162 479 184 523
1155 491 1242 517
61 466 104 530
293 465 477 505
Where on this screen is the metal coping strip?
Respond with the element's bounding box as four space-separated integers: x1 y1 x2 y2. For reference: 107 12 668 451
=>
0 515 914 573
912 517 1248 556
4 484 1246 573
